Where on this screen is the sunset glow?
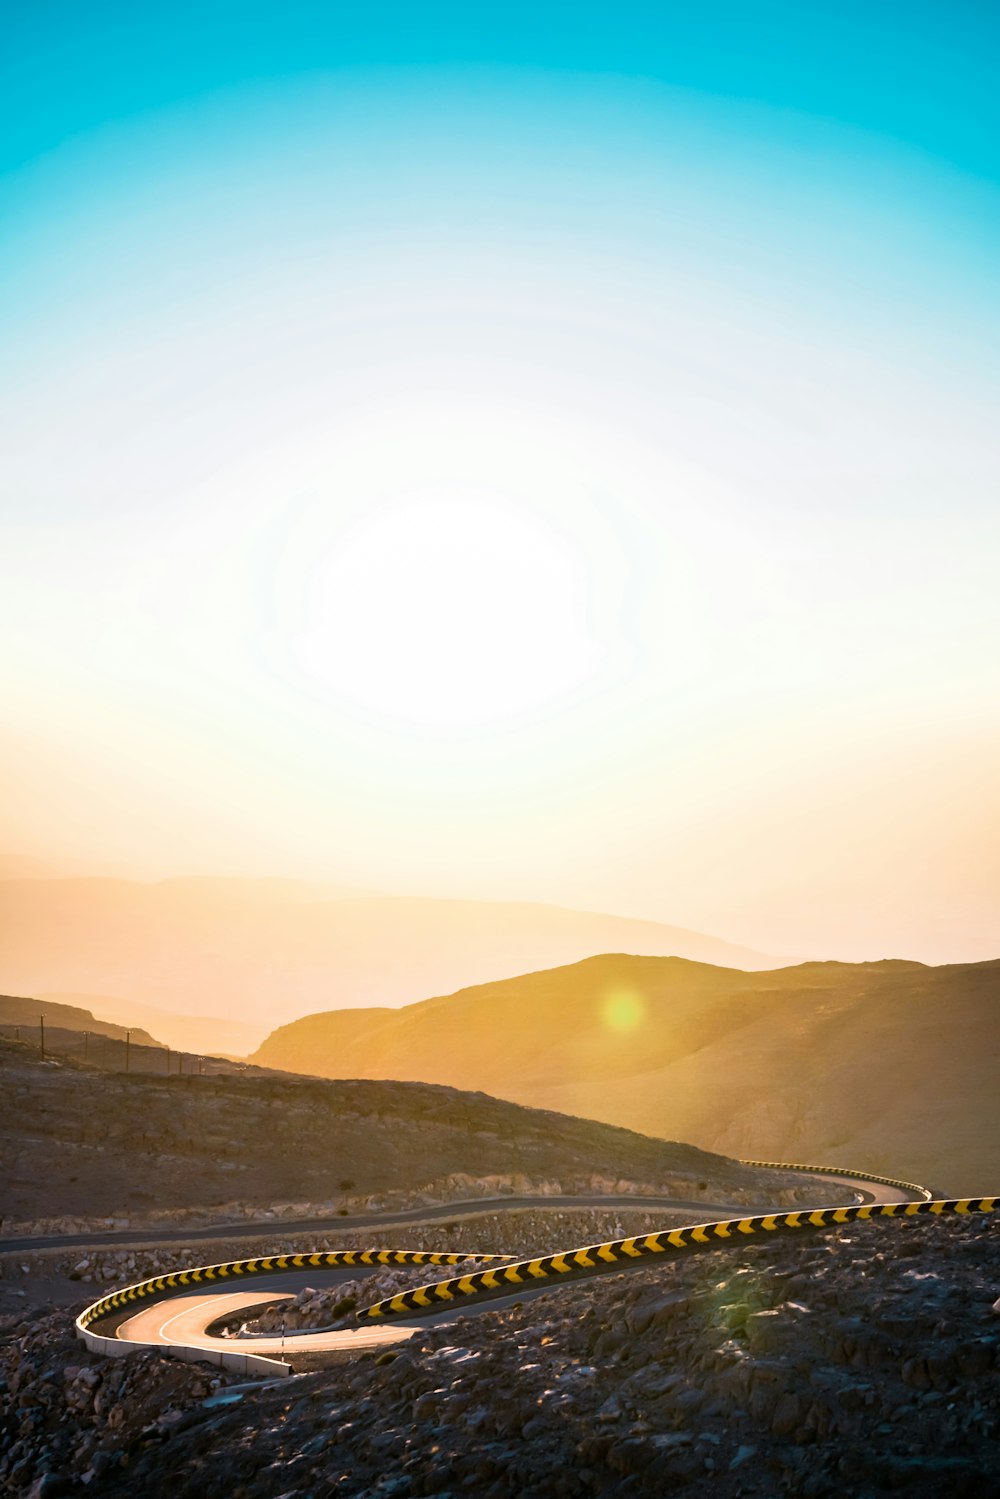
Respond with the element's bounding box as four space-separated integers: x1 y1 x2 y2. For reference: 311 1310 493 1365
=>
2 2 998 963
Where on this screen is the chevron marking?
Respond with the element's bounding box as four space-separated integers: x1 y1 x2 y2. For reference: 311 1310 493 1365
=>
79 1173 996 1348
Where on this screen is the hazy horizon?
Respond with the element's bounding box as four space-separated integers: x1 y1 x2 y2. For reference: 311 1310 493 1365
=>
3 3 998 969
2 853 998 969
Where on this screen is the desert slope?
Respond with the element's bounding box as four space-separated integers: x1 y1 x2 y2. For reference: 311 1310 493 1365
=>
253 954 1000 1194
0 876 774 1033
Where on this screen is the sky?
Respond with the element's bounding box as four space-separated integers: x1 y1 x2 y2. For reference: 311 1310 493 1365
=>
2 1 998 962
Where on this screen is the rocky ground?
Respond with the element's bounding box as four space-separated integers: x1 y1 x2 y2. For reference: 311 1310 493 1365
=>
236 1265 499 1336
1 1214 998 1497
0 1042 821 1228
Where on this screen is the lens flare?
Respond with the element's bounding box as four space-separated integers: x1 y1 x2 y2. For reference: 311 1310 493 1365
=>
601 987 646 1033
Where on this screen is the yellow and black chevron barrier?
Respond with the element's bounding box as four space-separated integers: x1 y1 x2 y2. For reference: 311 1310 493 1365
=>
356 1198 997 1322
740 1159 932 1201
77 1249 500 1331
76 1162 993 1350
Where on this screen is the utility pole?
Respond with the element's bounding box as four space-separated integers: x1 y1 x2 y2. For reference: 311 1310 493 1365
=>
39 1014 45 1059
125 1029 131 1073
83 1030 89 1063
166 1047 171 1074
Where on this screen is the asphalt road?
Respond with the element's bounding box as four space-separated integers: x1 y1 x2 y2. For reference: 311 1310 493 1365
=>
114 1266 506 1360
5 1174 908 1255
105 1172 920 1364
0 1193 764 1254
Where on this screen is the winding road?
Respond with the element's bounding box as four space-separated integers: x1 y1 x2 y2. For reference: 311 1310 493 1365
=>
0 1194 773 1256
66 1163 980 1377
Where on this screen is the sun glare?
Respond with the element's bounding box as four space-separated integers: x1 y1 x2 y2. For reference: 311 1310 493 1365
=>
295 491 598 728
601 986 646 1033
264 407 626 730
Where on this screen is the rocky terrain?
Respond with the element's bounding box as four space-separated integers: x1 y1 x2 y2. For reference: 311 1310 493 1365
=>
1 1213 997 1496
235 1265 498 1336
254 953 1000 1194
0 1041 821 1226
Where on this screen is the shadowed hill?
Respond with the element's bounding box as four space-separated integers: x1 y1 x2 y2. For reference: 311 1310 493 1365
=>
0 993 161 1048
0 876 774 1040
34 992 260 1059
253 954 1000 1195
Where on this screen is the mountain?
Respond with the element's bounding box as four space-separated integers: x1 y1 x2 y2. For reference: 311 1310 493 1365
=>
35 993 260 1058
0 992 161 1048
0 876 775 1033
252 953 1000 1195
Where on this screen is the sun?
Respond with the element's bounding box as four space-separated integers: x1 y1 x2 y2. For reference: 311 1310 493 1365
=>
295 489 597 728
273 406 612 730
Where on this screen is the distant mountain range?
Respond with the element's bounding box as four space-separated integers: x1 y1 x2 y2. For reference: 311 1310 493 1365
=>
252 953 1000 1196
0 875 775 1045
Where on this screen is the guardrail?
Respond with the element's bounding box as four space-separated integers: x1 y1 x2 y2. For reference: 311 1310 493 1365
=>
76 1165 993 1375
75 1247 501 1376
739 1158 933 1201
76 1322 292 1378
357 1197 995 1321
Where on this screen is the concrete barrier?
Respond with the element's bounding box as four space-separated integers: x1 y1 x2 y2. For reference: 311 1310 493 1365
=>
75 1320 290 1377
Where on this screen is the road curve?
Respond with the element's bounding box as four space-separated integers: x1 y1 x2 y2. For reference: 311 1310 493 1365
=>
75 1163 965 1373
2 1194 772 1255
7 1160 929 1256
114 1269 504 1362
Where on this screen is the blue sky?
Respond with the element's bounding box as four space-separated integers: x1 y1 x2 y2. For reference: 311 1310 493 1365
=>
1 2 998 961
3 1 999 179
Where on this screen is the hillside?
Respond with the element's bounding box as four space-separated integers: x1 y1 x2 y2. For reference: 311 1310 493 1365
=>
0 992 161 1049
0 876 774 1041
0 1038 810 1224
35 992 259 1058
253 953 1000 1194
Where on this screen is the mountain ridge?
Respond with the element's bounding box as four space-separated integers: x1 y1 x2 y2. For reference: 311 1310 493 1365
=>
0 877 777 1032
252 952 999 1194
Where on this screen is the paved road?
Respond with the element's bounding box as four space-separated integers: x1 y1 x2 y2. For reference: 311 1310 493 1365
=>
116 1268 566 1360
7 1177 903 1256
107 1171 920 1364
0 1194 769 1254
792 1173 911 1207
